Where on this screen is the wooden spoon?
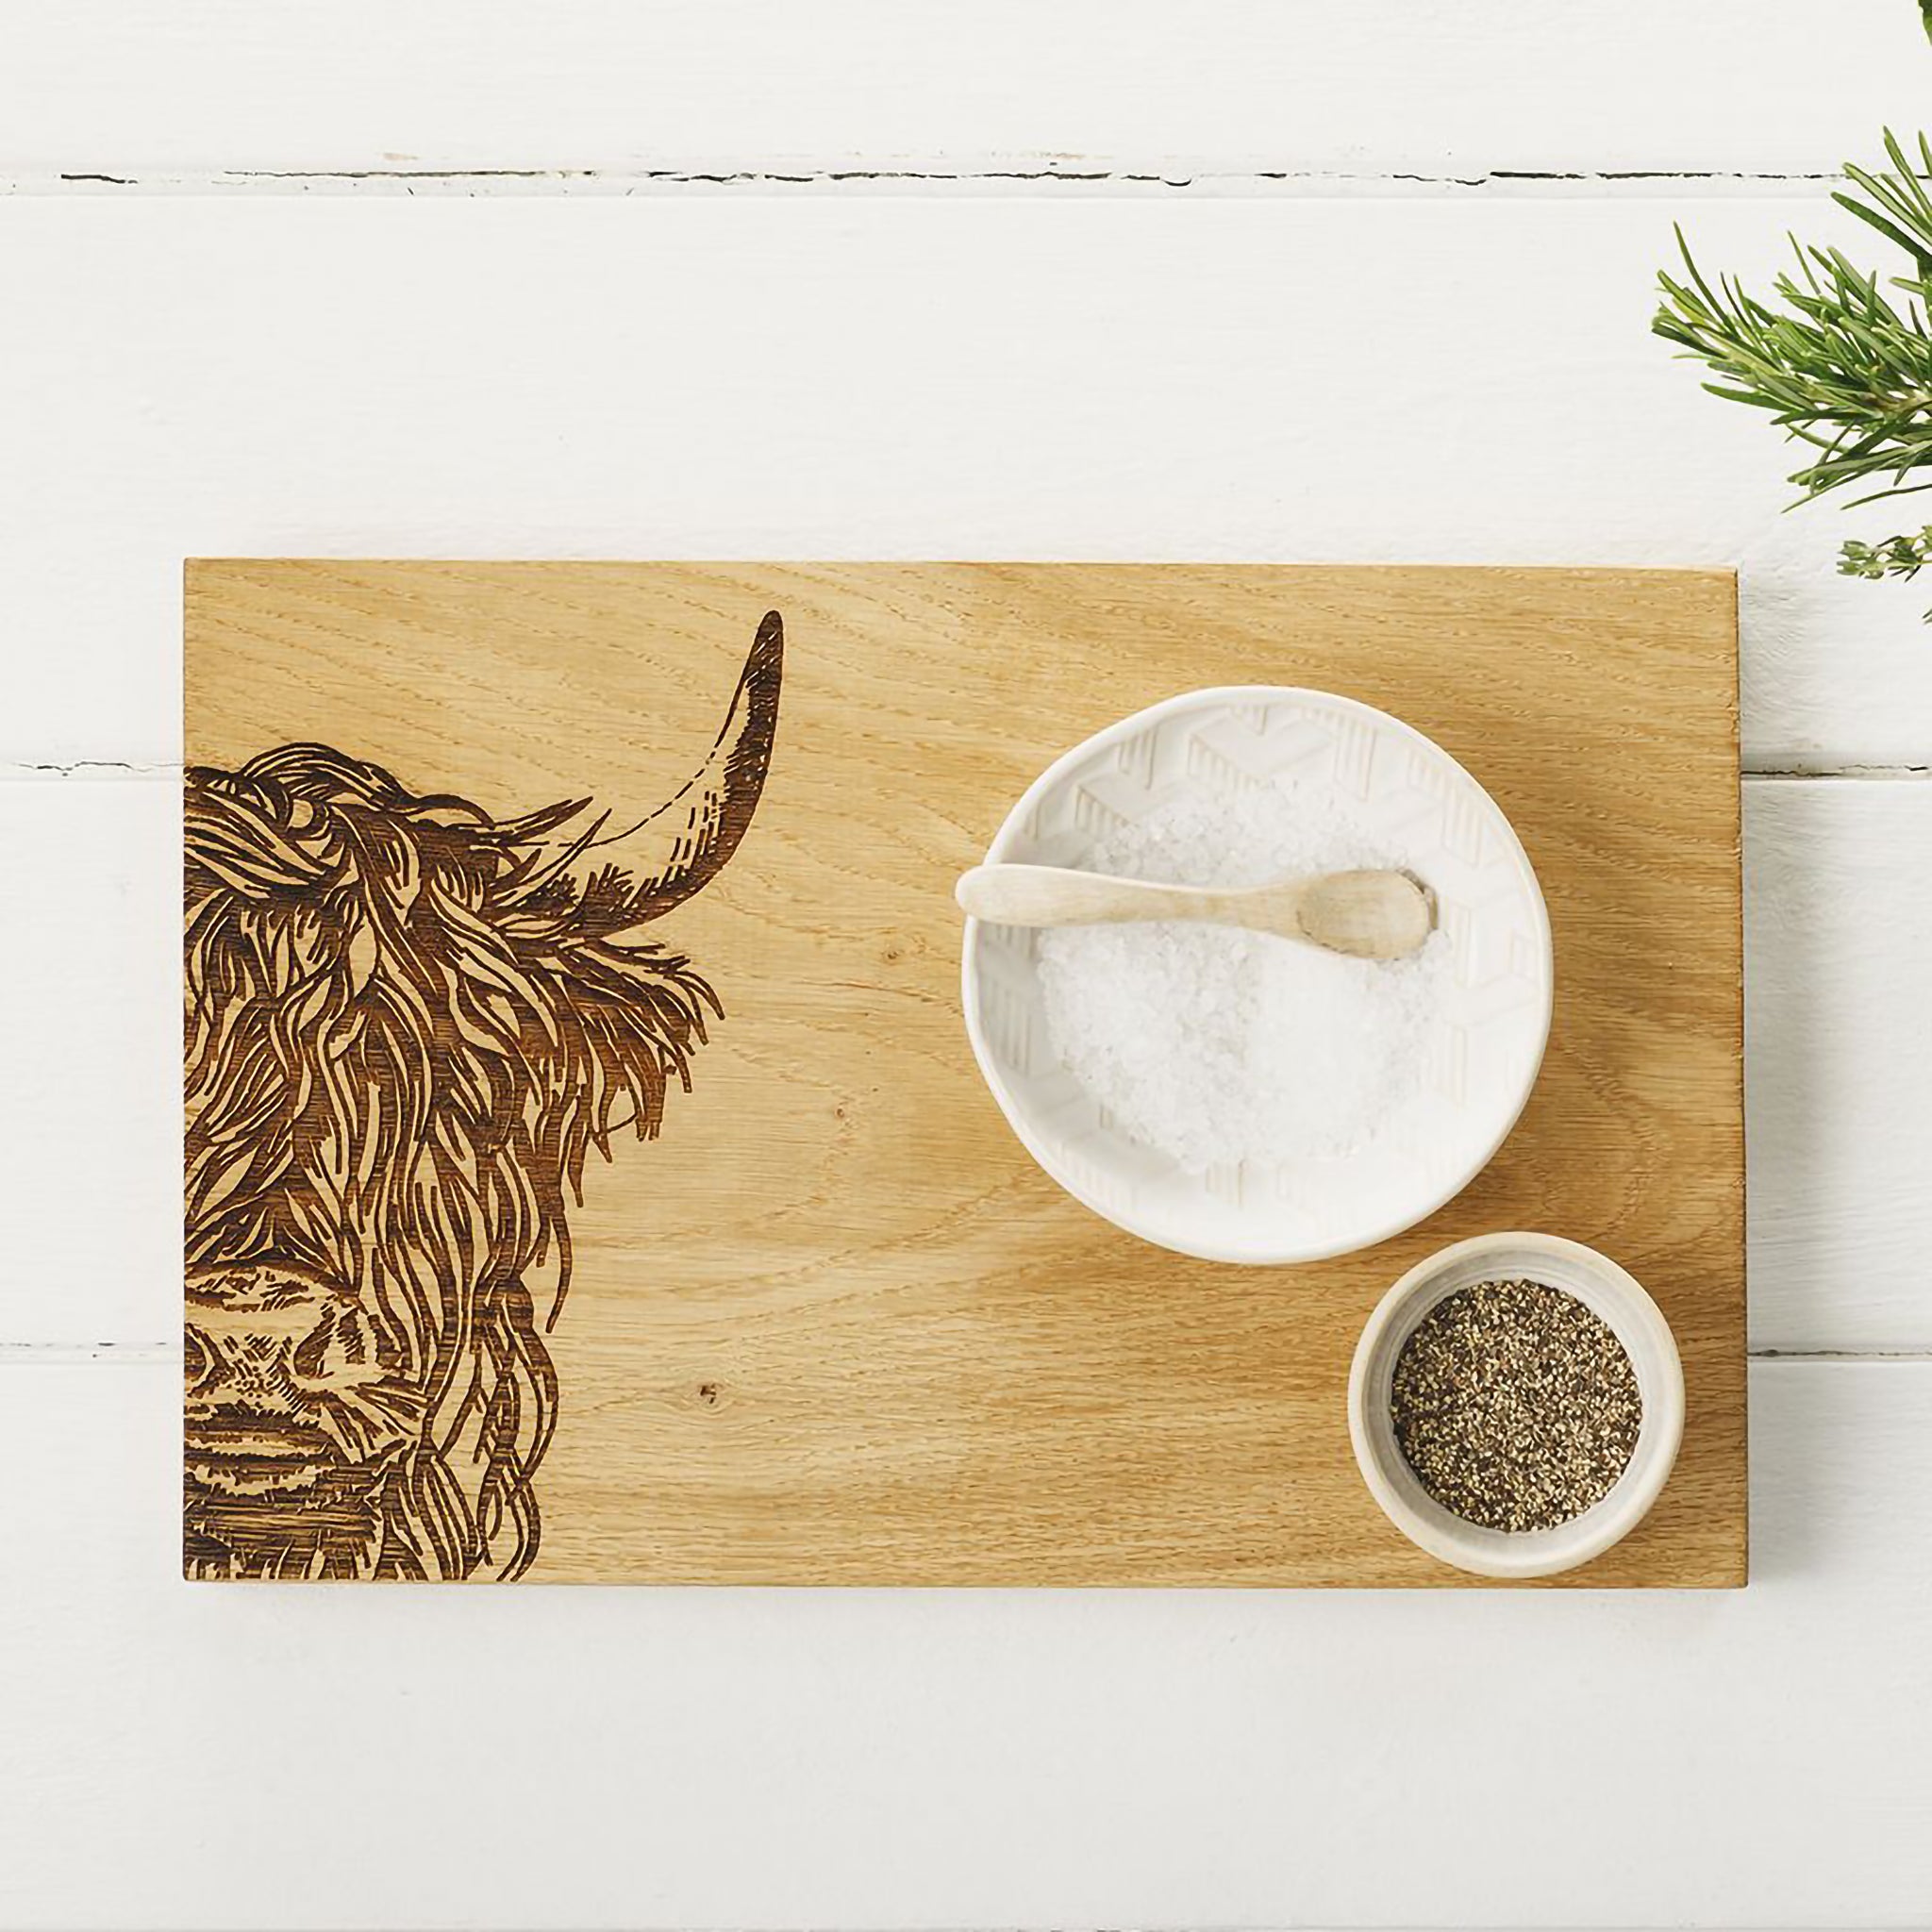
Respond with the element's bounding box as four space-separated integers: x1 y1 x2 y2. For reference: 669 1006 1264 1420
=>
955 862 1436 961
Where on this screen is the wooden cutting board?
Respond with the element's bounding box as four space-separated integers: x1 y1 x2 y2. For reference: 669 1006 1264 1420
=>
184 560 1745 1586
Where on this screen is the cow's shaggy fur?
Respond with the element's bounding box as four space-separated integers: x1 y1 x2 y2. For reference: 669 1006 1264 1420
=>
185 742 723 1578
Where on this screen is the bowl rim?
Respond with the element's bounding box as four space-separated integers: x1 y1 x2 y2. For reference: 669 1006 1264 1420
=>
1345 1231 1687 1578
958 683 1556 1264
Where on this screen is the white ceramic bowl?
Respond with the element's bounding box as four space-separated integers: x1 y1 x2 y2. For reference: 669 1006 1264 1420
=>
959 686 1553 1262
1347 1232 1686 1578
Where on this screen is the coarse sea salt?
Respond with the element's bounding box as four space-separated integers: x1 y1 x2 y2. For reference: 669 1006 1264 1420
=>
1036 782 1447 1174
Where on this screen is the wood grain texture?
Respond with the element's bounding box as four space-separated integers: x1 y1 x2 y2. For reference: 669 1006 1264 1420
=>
6 1 1924 182
187 558 1745 1586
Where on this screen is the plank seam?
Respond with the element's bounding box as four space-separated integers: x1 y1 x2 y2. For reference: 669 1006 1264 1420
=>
0 760 180 778
1745 764 1932 779
0 165 1850 197
1752 1348 1932 1361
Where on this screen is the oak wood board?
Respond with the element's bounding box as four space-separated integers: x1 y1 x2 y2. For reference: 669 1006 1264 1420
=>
184 559 1745 1586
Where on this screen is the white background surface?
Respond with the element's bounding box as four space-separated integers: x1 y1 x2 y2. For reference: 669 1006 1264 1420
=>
3 7 1930 1929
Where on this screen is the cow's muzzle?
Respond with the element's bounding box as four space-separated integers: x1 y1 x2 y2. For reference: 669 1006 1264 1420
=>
184 1262 422 1498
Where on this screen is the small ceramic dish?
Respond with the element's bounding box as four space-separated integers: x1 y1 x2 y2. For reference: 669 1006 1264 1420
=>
959 686 1553 1263
1347 1231 1685 1578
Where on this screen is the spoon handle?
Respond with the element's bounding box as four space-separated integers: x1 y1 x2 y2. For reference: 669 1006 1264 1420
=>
955 863 1283 930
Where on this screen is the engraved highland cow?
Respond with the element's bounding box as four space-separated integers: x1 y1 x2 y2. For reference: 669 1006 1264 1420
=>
183 612 783 1579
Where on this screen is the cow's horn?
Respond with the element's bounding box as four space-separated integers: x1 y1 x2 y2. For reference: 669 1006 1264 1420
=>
591 609 784 924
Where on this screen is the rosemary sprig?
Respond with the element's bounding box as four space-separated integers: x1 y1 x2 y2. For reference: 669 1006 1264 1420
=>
1656 129 1932 613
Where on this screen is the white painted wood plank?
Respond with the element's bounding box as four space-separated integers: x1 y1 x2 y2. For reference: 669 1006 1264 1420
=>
5 769 1926 1354
0 1357 1924 1929
6 196 1932 772
4 2 1926 183
0 777 178 1348
1745 776 1932 1355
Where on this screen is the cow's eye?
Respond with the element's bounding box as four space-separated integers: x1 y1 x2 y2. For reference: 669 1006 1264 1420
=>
182 1328 213 1392
333 1309 370 1367
291 1317 336 1383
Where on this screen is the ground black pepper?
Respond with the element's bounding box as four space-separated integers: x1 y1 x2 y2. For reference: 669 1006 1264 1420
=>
1390 1277 1642 1532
